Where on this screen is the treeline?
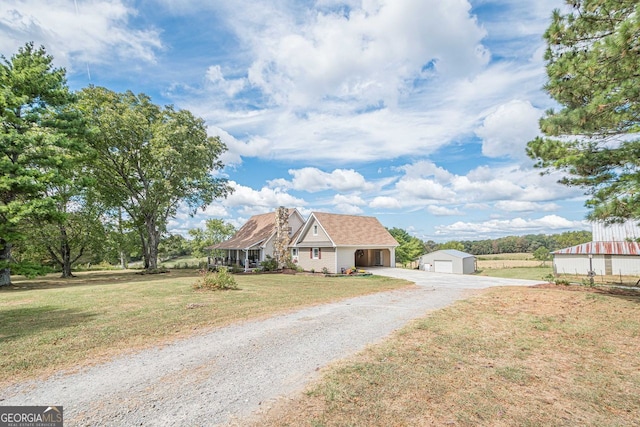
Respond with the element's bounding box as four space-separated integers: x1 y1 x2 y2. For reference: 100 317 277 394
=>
389 228 592 266
436 230 592 255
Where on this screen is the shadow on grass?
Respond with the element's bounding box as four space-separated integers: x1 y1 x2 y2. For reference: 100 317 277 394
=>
0 306 96 342
531 282 640 304
3 269 199 292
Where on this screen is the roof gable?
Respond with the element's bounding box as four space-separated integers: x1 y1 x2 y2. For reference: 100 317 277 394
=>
438 249 475 259
553 241 640 256
297 212 398 247
214 208 302 250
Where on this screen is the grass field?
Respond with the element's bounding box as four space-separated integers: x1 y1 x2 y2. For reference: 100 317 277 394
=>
0 270 410 387
256 284 640 427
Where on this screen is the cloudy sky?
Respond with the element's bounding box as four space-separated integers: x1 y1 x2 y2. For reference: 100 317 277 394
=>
1 0 591 242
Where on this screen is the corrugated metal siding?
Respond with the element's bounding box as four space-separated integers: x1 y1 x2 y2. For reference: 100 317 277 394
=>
553 255 640 276
592 220 640 241
553 241 640 255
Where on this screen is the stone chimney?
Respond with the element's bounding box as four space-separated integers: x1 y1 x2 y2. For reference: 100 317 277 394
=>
274 206 291 268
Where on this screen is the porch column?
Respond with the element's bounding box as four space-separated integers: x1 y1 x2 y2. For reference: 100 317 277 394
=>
390 247 396 268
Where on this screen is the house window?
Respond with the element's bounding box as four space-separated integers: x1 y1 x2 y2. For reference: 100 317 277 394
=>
312 248 320 259
291 248 298 257
313 224 318 236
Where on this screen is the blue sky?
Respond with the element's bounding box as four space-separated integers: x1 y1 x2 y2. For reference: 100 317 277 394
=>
1 0 591 242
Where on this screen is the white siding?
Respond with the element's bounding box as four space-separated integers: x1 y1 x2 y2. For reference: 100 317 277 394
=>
419 250 476 274
554 254 640 276
611 256 640 275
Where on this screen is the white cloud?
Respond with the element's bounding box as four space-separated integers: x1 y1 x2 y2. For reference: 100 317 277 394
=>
205 65 246 97
0 0 162 70
370 196 401 209
475 100 542 159
333 194 366 206
494 200 559 213
274 167 375 193
435 215 590 239
242 0 489 108
395 178 457 201
222 181 306 215
427 205 463 216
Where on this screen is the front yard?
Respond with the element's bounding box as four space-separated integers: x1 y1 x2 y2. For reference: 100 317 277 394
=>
0 269 410 387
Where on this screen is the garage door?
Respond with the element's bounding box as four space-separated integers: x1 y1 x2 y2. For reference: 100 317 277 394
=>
434 260 453 274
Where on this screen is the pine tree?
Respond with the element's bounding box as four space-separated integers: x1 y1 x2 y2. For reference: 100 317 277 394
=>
0 43 83 286
527 1 640 223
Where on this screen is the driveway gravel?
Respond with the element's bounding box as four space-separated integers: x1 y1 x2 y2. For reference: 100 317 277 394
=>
1 268 542 426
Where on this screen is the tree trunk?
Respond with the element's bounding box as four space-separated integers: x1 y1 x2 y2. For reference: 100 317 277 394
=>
0 239 11 287
120 251 127 269
59 225 75 278
146 216 160 270
137 228 150 270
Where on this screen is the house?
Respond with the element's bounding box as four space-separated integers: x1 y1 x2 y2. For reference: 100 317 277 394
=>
552 220 640 276
210 208 305 269
418 250 476 274
290 212 398 274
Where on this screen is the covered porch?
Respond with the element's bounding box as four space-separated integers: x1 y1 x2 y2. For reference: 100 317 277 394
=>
208 247 262 269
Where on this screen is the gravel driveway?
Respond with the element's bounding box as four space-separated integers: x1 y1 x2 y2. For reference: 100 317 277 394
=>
1 269 541 426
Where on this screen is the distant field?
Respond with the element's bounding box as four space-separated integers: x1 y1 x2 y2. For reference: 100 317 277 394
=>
476 253 551 277
476 253 533 261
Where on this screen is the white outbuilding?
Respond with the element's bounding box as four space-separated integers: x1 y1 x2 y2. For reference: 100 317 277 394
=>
418 250 476 274
553 241 640 276
552 220 640 277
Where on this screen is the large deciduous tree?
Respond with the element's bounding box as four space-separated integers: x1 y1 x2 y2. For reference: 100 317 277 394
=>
0 43 82 286
527 1 640 223
188 219 236 258
78 86 233 271
388 227 425 267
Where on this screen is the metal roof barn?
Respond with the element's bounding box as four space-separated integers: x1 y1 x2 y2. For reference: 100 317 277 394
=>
553 242 640 276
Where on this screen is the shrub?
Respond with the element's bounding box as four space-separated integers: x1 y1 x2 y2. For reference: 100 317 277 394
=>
193 268 239 291
260 255 278 271
322 267 329 274
229 264 244 274
543 273 570 286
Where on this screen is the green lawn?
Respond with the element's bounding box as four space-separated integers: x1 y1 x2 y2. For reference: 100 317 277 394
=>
476 266 552 281
0 270 411 386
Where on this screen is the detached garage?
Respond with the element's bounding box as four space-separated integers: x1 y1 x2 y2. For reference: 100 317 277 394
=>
418 250 476 274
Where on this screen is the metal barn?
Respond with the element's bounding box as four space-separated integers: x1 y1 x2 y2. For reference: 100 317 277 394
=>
553 241 640 276
418 250 476 274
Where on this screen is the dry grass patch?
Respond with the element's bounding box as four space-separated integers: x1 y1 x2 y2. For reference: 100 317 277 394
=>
0 270 410 388
256 285 640 427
